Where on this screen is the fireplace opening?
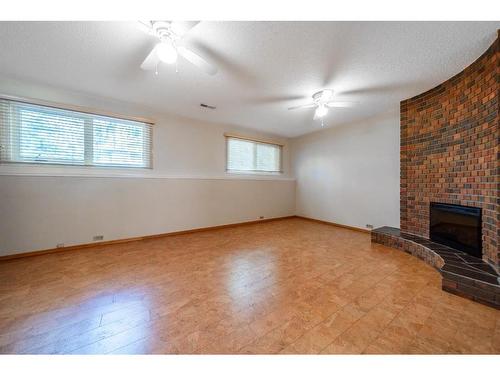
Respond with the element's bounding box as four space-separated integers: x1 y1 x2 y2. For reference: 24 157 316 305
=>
429 202 482 259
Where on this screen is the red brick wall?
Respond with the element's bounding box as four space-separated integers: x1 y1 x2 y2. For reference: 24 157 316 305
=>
400 33 499 269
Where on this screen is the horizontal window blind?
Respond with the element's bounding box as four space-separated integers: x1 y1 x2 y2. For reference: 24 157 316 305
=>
0 98 152 168
226 136 282 173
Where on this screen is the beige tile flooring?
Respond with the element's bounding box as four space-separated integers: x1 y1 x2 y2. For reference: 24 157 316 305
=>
0 218 498 354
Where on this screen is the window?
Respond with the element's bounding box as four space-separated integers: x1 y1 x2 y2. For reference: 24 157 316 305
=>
226 134 282 173
0 98 152 168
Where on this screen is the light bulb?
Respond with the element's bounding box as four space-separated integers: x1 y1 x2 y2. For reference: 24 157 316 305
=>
315 104 328 118
157 41 178 64
320 89 333 101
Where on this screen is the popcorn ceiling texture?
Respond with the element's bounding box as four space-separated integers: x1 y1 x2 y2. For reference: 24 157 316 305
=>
0 22 497 138
400 32 499 269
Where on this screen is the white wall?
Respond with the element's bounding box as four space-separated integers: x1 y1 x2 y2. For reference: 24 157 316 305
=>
0 76 402 256
291 111 400 230
0 76 295 256
0 177 295 255
0 75 292 178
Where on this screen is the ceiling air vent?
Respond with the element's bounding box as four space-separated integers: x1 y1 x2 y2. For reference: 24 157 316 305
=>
200 103 216 110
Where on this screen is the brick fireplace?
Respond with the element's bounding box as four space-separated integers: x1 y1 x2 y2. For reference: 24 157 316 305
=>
400 32 498 270
372 31 499 308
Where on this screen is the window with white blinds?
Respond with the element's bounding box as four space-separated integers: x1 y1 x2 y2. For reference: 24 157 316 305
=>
0 98 152 168
226 135 282 173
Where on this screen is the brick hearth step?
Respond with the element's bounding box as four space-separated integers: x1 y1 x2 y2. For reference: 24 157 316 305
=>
371 226 500 309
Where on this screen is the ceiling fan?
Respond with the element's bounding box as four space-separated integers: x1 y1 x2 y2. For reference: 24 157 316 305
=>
138 21 217 76
288 89 357 125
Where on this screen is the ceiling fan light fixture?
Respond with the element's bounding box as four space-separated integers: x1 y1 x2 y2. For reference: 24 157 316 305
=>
157 41 178 64
315 104 328 118
320 89 334 101
140 21 216 75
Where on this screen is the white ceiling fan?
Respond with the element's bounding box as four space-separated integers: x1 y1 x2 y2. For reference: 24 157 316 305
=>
138 21 217 76
288 89 357 125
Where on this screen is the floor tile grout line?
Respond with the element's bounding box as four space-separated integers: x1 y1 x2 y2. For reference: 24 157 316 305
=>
314 267 406 354
5 301 150 353
50 267 297 355
3 263 384 356
0 296 148 343
196 261 367 354
2 219 496 354
4 254 290 353
159 261 360 354
255 263 402 354
287 258 433 354
222 255 416 353
360 279 439 354
105 337 150 355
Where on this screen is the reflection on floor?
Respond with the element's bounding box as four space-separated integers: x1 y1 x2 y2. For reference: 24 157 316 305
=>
0 218 498 354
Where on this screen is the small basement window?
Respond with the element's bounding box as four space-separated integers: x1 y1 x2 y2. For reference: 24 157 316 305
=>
225 134 282 174
0 97 153 169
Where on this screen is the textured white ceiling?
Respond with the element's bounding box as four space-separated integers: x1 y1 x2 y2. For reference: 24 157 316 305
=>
0 21 498 137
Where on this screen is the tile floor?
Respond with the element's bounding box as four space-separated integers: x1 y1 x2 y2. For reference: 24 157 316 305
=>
0 218 498 354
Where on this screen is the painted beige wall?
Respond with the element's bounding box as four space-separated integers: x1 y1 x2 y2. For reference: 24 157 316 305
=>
0 75 292 178
0 176 295 255
291 111 400 230
0 76 295 256
0 76 401 256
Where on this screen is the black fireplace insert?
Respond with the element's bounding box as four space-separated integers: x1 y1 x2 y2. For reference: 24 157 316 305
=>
429 202 482 259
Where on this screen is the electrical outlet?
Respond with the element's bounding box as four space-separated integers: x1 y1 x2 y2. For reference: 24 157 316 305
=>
93 235 104 241
366 224 374 229
56 243 65 248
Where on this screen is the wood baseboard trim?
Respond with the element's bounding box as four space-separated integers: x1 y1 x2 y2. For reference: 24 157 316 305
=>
294 215 371 234
0 215 369 261
0 216 296 262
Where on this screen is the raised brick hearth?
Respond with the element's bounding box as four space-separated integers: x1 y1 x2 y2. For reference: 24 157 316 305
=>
372 31 499 308
372 227 500 309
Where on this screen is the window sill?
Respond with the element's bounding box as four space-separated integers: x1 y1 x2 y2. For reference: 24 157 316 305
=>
0 164 294 181
225 170 283 176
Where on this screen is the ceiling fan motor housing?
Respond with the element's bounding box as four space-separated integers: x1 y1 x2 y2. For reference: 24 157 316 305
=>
312 89 334 102
152 21 177 41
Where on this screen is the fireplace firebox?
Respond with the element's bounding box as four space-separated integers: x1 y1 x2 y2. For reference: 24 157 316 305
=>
429 202 482 259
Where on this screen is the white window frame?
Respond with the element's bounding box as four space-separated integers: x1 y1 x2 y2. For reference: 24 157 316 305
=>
0 95 154 169
224 133 283 174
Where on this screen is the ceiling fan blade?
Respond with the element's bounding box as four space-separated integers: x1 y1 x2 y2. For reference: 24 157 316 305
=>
287 103 317 110
140 45 160 71
177 46 217 75
326 101 357 108
170 21 200 36
137 20 154 35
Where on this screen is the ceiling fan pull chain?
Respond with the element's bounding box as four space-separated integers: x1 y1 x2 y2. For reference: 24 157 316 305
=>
155 62 159 76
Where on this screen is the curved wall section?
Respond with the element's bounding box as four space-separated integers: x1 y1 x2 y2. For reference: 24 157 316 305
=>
400 32 499 269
